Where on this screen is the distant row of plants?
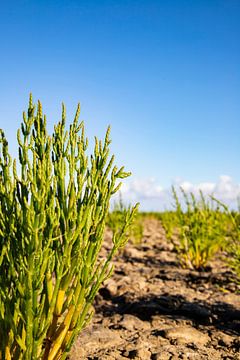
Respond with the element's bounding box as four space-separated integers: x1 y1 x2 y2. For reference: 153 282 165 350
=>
107 187 240 280
159 187 240 277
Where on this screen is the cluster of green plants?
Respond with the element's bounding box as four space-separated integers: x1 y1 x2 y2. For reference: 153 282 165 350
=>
107 189 240 277
163 187 229 270
0 96 138 360
212 198 240 281
158 211 179 241
107 195 143 245
144 192 240 280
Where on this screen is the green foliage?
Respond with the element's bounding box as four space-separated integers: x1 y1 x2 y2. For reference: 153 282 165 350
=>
0 95 138 360
130 214 144 244
172 186 226 270
158 211 179 241
107 195 143 244
212 198 240 281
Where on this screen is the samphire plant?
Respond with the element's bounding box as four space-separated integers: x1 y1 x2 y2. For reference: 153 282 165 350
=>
0 95 138 360
159 210 179 242
212 198 240 282
107 194 143 244
172 186 226 270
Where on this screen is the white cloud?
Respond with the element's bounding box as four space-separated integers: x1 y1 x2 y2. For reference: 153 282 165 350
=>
121 177 163 200
117 175 240 211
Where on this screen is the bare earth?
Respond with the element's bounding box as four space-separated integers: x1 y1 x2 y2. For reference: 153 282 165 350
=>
70 218 240 360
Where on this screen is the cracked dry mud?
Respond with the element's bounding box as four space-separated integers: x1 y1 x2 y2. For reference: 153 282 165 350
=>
70 218 240 360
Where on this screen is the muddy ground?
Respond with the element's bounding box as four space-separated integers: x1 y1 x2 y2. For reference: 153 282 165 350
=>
70 218 240 360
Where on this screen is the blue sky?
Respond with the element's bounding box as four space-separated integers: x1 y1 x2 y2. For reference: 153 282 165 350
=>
0 1 239 210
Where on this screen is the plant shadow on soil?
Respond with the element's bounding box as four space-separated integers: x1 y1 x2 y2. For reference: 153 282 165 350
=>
97 289 240 337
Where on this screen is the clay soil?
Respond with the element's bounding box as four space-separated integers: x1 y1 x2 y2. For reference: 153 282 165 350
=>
70 218 240 360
